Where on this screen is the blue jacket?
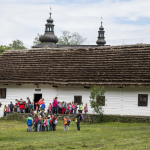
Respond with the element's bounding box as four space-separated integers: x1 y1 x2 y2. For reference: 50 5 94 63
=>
41 104 45 109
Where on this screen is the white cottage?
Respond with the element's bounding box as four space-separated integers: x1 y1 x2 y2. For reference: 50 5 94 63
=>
0 44 150 117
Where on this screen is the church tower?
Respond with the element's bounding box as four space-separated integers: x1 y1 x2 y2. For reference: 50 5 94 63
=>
96 17 106 46
33 7 58 48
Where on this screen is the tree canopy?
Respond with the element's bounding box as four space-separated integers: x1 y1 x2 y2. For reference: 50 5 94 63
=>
9 39 27 50
58 31 87 45
33 33 42 46
90 86 106 115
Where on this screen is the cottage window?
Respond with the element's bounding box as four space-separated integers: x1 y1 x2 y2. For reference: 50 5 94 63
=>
96 96 105 106
74 96 82 105
138 94 148 106
0 88 6 98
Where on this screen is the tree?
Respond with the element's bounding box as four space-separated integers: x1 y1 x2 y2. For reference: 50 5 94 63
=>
0 45 12 55
33 33 42 46
9 39 27 50
58 31 87 45
90 86 106 115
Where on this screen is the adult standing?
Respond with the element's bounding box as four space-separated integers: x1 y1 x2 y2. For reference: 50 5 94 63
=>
76 110 81 132
84 103 88 115
52 97 58 114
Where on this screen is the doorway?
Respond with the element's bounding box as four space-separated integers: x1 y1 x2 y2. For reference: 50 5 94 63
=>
34 94 42 110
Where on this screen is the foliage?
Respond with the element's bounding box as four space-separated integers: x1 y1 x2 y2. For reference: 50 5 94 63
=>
90 86 106 116
0 45 12 55
58 31 87 45
33 33 42 46
0 120 150 149
9 39 27 50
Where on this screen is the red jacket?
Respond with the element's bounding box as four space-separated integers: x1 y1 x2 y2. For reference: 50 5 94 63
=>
15 102 26 109
38 99 43 105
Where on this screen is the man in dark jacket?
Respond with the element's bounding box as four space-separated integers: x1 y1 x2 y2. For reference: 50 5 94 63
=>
76 110 81 131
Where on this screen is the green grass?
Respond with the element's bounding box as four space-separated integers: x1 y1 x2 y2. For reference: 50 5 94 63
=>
0 120 150 150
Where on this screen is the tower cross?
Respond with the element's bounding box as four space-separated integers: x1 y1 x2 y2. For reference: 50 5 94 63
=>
50 6 52 18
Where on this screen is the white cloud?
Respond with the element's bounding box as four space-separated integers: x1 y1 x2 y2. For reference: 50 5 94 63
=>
0 0 150 48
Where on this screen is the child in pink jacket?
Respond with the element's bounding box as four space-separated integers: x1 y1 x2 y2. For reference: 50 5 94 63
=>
6 104 11 115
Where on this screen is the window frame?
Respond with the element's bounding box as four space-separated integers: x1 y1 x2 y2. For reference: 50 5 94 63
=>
74 96 82 105
138 94 148 106
0 88 6 98
96 96 105 106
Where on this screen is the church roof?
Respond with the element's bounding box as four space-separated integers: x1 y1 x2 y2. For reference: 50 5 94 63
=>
0 44 150 87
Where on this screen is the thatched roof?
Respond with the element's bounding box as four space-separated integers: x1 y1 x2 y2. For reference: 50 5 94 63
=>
0 44 150 86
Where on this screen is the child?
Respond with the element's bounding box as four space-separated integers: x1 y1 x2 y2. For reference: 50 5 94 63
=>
40 117 44 131
52 114 57 131
44 117 48 132
41 102 45 111
48 103 52 114
33 116 38 132
47 115 51 131
3 105 7 117
71 102 74 114
79 103 83 113
84 103 88 114
6 104 11 116
68 103 72 114
35 102 39 113
26 114 33 132
73 103 77 114
66 116 71 132
37 116 41 132
64 117 67 131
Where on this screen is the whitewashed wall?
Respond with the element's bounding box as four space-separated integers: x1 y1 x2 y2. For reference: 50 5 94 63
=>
0 84 150 117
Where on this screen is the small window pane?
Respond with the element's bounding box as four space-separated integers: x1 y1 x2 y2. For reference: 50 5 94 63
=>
96 96 105 106
0 88 6 98
74 96 82 105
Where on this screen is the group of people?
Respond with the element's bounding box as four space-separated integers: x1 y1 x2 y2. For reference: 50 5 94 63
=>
3 97 33 116
26 109 83 132
3 97 89 117
39 97 89 115
27 113 58 132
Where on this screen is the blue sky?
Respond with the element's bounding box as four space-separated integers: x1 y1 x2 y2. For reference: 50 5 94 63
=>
0 0 150 48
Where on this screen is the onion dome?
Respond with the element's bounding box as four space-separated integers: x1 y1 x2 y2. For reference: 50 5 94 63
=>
32 7 58 48
96 18 106 46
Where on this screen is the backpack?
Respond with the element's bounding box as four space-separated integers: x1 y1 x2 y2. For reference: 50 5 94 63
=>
19 101 23 105
44 120 48 126
10 104 14 109
27 119 32 126
80 114 83 121
50 119 52 125
64 119 67 125
53 119 58 125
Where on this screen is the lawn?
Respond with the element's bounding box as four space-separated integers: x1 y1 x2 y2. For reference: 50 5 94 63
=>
0 120 150 150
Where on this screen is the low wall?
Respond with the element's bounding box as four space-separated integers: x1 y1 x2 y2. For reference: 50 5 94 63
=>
1 113 150 123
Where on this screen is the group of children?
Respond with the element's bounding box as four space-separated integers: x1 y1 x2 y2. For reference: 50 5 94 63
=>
47 101 88 115
26 114 72 132
27 114 57 132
